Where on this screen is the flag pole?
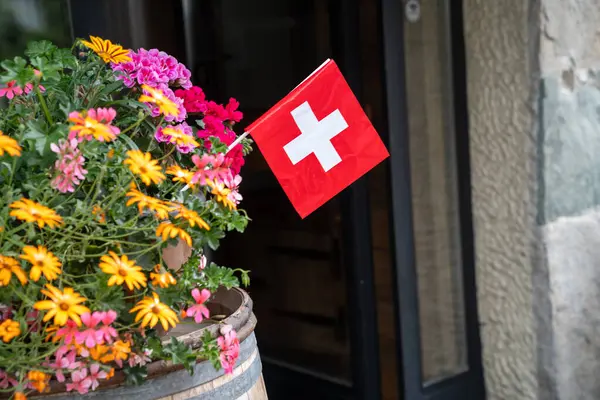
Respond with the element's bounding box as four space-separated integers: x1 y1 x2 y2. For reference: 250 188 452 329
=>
181 131 250 192
226 131 249 154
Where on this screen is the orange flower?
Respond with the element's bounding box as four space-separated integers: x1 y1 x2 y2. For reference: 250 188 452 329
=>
14 392 26 400
156 222 192 247
166 165 194 186
27 370 50 393
20 245 62 282
0 255 27 286
33 284 90 326
171 203 210 230
0 130 21 157
111 340 131 366
0 319 20 342
206 179 236 210
124 150 165 186
139 85 179 118
9 198 63 228
81 35 131 64
92 204 106 223
99 251 147 291
125 186 172 219
150 269 177 288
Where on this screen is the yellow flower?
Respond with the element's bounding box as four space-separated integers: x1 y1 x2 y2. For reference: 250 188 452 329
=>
130 292 179 330
156 222 192 247
26 370 50 393
206 179 236 210
124 150 165 186
125 186 172 219
99 251 147 291
171 203 210 230
166 165 194 186
81 35 131 64
0 130 21 157
9 198 63 228
0 319 20 342
161 127 200 148
34 284 90 326
68 110 119 142
139 85 179 118
0 255 27 286
20 245 62 282
150 267 177 288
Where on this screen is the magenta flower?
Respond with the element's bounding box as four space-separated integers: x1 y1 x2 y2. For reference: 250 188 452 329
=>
174 86 207 113
0 369 17 389
50 138 88 193
111 48 192 90
55 320 79 344
218 325 240 374
186 288 211 323
46 345 80 383
87 364 108 391
75 312 104 348
66 368 92 395
224 98 243 123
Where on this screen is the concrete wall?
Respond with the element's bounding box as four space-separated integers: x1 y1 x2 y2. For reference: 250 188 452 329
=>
466 0 600 399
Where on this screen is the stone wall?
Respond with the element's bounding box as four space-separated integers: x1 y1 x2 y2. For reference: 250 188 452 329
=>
466 0 600 399
463 0 544 399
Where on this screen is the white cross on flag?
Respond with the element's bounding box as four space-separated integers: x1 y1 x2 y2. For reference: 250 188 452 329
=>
246 59 389 218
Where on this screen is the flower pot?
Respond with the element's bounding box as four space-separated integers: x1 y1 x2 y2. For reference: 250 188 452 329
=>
33 288 267 400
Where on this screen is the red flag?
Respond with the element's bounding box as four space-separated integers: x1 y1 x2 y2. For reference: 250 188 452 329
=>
246 59 389 218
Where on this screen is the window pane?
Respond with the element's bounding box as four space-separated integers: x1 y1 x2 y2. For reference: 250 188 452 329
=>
0 0 72 60
404 0 468 384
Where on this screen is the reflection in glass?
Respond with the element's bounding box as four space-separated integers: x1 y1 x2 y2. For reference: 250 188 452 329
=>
0 0 72 60
404 0 468 384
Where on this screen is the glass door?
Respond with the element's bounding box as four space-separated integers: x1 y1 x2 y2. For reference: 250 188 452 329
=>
380 0 485 398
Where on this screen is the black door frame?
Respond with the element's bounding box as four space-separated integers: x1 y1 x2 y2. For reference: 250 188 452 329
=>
380 0 485 399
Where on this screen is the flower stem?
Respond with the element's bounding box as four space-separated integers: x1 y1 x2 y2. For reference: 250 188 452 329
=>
35 86 53 125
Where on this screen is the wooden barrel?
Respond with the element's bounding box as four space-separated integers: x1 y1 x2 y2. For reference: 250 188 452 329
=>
37 288 267 400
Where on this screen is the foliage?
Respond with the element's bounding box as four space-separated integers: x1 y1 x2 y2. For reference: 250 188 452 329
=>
0 36 251 398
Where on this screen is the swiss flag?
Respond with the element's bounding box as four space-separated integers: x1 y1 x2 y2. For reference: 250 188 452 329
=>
246 59 389 218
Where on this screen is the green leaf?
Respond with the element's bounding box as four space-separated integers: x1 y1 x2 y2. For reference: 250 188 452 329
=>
163 337 197 375
0 57 27 80
30 56 61 81
204 263 239 291
25 41 57 58
52 48 77 69
119 134 140 151
123 365 148 386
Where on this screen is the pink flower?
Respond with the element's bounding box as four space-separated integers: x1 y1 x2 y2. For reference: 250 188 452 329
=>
87 364 107 391
191 153 233 185
46 345 80 383
55 320 79 344
66 368 92 395
0 369 17 389
75 312 104 348
186 288 211 323
198 255 207 270
128 349 152 367
50 138 88 193
67 107 120 143
0 81 23 99
23 82 45 94
224 174 243 205
218 325 240 374
96 310 118 344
